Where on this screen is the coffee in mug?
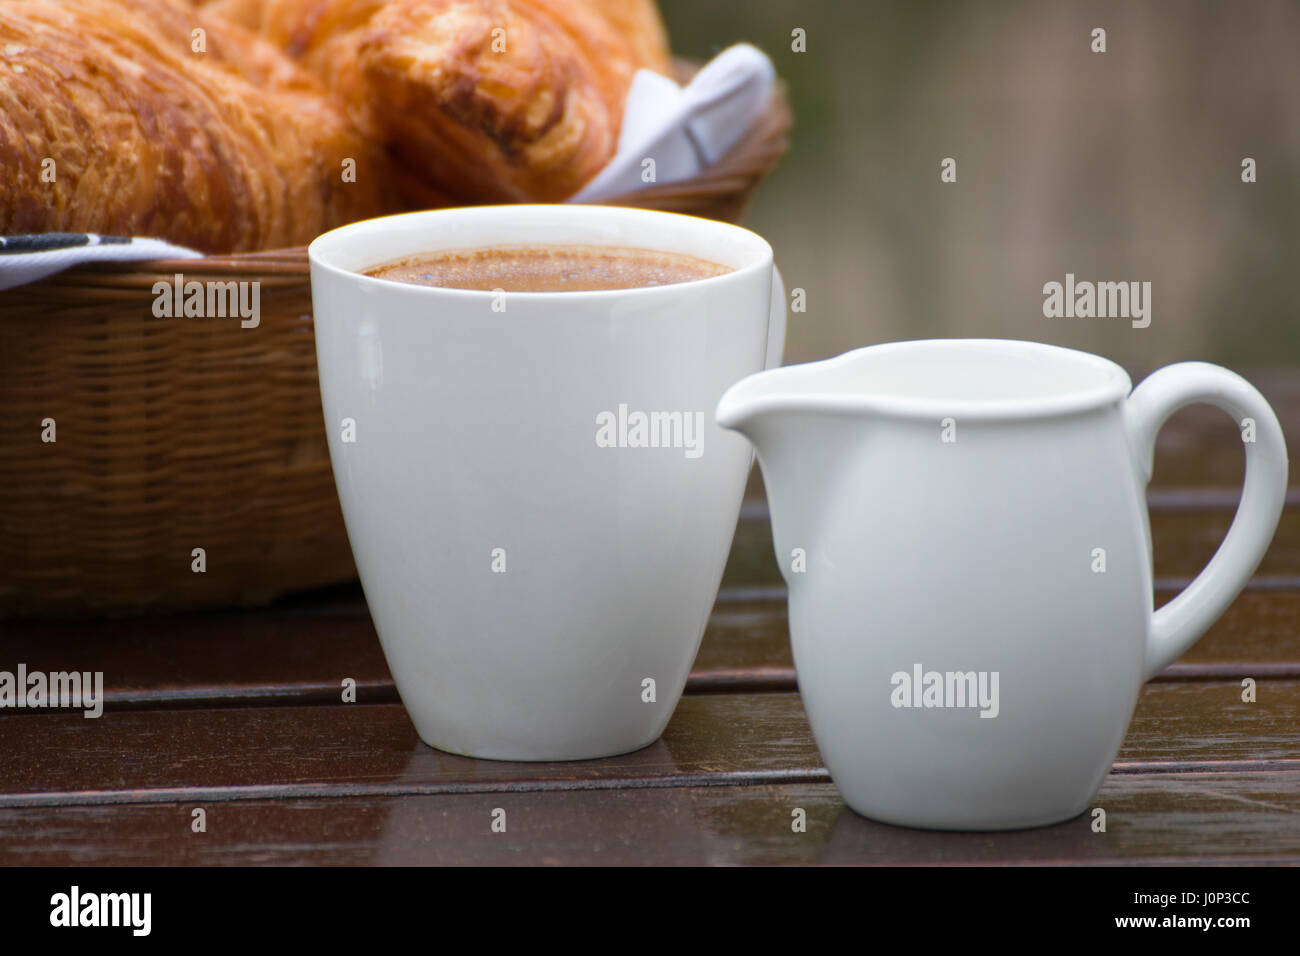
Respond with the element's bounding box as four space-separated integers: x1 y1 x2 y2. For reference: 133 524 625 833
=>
364 244 732 292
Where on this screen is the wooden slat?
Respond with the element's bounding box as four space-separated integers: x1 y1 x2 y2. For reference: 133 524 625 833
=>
0 694 823 806
1 682 1295 807
1151 509 1300 582
1 770 1296 866
1172 591 1300 670
0 606 394 709
1117 681 1300 765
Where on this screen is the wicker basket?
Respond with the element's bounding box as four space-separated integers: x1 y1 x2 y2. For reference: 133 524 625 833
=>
0 86 790 618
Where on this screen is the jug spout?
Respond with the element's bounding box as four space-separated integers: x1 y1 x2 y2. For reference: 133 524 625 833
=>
715 362 816 458
715 360 842 435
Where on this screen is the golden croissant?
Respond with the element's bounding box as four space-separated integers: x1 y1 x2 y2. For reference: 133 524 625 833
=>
0 0 394 252
198 0 673 202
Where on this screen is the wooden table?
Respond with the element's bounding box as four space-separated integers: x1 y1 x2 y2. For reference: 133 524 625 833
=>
1 369 1297 866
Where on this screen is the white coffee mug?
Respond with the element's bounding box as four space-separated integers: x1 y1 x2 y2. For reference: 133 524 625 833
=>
717 339 1287 829
309 205 784 760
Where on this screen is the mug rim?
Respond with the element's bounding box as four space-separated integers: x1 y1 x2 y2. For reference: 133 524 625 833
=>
307 204 773 303
719 338 1135 423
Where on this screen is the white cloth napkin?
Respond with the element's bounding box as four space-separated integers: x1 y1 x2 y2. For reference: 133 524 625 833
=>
0 46 776 290
572 43 776 203
0 234 200 291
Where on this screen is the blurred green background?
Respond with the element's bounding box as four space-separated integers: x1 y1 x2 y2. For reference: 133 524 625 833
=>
659 0 1300 369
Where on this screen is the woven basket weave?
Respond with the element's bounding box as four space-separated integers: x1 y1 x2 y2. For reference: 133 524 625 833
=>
0 85 790 618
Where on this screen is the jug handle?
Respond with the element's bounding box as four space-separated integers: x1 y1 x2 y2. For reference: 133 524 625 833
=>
1124 363 1288 680
765 266 787 370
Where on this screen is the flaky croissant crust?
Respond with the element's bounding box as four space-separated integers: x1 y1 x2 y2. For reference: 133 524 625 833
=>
0 0 393 251
199 0 673 202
